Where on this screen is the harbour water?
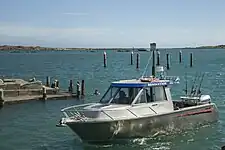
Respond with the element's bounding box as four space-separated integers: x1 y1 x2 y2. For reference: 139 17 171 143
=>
0 49 225 150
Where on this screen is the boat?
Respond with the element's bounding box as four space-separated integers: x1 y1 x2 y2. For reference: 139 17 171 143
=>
58 43 219 144
137 48 148 51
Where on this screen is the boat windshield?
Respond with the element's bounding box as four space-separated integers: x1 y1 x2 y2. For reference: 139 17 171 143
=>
100 86 142 104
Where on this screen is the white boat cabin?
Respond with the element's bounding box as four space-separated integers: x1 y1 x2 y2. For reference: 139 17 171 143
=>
61 78 176 121
64 78 176 121
97 79 174 114
101 79 172 105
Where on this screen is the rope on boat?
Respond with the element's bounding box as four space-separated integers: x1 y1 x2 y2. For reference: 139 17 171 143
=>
140 50 153 78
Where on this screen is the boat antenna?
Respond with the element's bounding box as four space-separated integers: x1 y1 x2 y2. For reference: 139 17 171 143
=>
151 43 156 77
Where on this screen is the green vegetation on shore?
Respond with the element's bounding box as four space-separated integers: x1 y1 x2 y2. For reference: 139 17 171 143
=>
0 44 225 51
0 45 93 51
182 45 225 49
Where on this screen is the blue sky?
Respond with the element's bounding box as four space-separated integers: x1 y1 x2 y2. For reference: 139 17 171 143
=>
0 0 224 48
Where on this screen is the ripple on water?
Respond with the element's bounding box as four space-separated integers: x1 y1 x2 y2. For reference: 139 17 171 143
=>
0 49 225 150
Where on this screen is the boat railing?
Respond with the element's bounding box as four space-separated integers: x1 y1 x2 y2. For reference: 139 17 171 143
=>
61 103 95 120
61 103 140 121
160 76 180 84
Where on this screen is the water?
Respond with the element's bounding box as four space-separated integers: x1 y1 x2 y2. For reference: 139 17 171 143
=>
0 49 225 150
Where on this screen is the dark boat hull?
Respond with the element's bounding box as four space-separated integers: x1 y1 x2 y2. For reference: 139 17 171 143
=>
66 103 218 143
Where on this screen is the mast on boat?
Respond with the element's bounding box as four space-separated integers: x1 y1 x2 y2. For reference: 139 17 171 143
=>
150 43 156 77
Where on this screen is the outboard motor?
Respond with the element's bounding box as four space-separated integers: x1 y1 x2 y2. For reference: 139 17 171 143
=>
199 95 211 104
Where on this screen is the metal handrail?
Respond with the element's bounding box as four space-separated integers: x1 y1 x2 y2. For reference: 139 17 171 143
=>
61 103 95 112
62 106 141 121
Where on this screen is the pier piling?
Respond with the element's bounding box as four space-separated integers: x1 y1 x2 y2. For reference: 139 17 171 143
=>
156 51 160 66
51 80 56 88
81 80 85 96
190 53 193 67
103 51 107 67
0 89 4 107
166 53 170 70
76 81 81 98
179 50 182 63
131 51 134 65
0 89 4 100
55 80 59 88
136 53 140 69
68 80 73 93
42 86 47 100
46 76 50 87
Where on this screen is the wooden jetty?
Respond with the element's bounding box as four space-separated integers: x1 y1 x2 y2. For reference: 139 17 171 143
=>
3 92 74 104
0 87 76 106
0 78 82 107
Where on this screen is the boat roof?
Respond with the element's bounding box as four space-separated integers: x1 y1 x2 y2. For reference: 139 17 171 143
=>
111 78 171 88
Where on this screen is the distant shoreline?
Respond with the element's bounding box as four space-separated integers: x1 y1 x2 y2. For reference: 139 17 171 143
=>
0 44 224 51
181 45 225 49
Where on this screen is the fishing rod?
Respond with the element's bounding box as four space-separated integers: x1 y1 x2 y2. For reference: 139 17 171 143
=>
191 73 202 97
184 72 188 96
196 73 205 97
189 72 198 96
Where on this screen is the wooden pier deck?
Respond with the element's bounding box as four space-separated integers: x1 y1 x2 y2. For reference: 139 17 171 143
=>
3 92 75 105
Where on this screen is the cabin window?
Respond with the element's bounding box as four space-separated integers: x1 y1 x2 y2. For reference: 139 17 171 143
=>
145 87 154 102
134 89 146 104
112 88 130 104
112 87 142 104
100 86 142 104
100 86 118 103
145 86 167 102
153 86 167 101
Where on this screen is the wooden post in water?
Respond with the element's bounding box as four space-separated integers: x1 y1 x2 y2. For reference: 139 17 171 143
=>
76 81 81 98
55 80 59 88
0 89 4 100
131 51 134 65
42 86 47 100
68 80 73 93
156 51 160 66
103 51 107 67
190 53 193 67
0 89 4 107
136 53 140 69
46 76 50 87
179 50 182 63
81 80 85 96
166 53 170 70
